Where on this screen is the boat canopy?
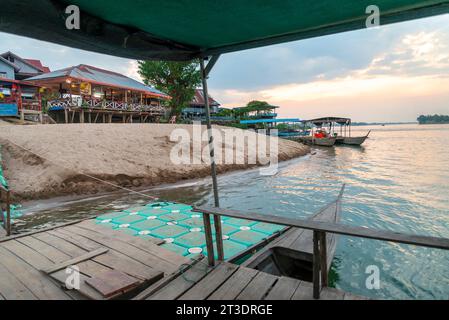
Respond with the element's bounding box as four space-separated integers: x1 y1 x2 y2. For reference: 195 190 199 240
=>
240 118 302 125
305 117 351 126
1 1 448 61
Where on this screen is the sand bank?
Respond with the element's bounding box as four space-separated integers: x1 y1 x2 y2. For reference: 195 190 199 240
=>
0 124 309 200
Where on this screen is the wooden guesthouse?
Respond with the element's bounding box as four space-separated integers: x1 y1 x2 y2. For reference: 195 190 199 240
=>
26 65 170 124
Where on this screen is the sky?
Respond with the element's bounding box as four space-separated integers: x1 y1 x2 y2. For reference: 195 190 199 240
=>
1 14 448 122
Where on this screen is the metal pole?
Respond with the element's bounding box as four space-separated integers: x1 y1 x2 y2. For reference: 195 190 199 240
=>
200 58 220 207
200 58 224 261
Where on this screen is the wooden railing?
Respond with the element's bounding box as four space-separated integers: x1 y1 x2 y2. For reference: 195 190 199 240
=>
48 99 164 113
0 185 11 236
193 187 449 299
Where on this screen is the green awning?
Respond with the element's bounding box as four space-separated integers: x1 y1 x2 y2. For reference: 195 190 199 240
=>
1 1 448 60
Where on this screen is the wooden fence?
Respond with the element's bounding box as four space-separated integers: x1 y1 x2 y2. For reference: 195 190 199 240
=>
193 187 449 299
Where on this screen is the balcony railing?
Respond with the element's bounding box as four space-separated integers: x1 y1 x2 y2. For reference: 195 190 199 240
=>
48 98 165 114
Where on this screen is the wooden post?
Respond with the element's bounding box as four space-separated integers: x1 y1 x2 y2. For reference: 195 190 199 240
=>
122 114 126 123
109 114 112 123
80 109 85 123
202 213 215 266
313 230 321 299
88 112 92 123
64 108 68 123
319 232 328 287
103 114 105 123
214 215 224 261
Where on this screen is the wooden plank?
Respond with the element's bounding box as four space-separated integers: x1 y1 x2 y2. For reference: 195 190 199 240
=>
0 227 7 239
264 276 301 300
78 221 186 267
0 217 93 243
49 229 159 281
208 267 258 300
0 245 71 300
64 225 178 273
178 263 239 300
236 271 278 300
17 236 71 263
75 259 113 277
85 270 141 298
1 240 54 270
0 260 37 300
291 281 314 300
147 260 212 300
134 255 206 300
42 248 109 274
33 232 87 257
48 228 102 252
51 268 104 300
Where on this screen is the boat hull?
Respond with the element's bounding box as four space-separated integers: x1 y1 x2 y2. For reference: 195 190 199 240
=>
343 136 368 145
241 186 344 281
298 136 336 147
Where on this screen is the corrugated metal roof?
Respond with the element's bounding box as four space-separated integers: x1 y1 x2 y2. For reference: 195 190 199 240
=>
27 64 170 99
191 89 219 107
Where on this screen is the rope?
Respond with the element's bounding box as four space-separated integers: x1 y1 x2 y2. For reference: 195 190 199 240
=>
2 138 159 201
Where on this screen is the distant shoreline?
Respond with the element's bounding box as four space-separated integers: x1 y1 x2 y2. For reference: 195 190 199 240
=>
351 122 417 126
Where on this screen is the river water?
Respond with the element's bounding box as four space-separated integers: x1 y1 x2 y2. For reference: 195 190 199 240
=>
15 124 449 299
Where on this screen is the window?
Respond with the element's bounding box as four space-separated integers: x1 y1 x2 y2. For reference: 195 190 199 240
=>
0 72 7 79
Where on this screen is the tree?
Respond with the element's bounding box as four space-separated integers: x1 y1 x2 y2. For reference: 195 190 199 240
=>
138 60 201 118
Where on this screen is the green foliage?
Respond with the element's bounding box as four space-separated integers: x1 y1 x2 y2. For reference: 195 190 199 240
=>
234 100 277 118
138 60 201 117
417 114 449 124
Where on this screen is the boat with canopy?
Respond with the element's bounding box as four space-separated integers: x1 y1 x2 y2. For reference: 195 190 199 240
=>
299 117 370 146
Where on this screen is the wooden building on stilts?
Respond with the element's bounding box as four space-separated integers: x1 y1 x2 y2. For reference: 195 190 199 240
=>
26 64 170 124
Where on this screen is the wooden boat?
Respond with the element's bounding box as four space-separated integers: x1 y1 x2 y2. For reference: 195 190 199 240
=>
336 130 370 146
237 185 344 282
297 136 336 147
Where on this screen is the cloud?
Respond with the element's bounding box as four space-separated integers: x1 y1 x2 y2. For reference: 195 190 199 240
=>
210 29 449 122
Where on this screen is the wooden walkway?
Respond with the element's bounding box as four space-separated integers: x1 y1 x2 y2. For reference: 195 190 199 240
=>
0 217 367 300
0 219 190 300
137 259 366 300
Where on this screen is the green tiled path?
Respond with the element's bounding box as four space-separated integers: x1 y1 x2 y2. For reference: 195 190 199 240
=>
96 202 285 260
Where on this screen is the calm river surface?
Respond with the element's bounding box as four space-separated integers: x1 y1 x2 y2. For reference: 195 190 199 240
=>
16 124 449 299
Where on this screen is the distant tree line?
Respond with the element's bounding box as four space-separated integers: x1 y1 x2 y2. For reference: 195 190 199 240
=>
417 114 449 124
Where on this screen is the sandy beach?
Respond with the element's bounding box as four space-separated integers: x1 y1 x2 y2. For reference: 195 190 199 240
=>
0 124 309 200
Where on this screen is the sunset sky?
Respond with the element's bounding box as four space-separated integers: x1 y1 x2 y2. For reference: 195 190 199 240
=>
1 14 448 122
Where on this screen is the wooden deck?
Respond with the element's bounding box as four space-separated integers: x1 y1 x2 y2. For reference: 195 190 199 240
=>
0 217 367 300
0 219 190 300
0 227 6 239
137 259 366 300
